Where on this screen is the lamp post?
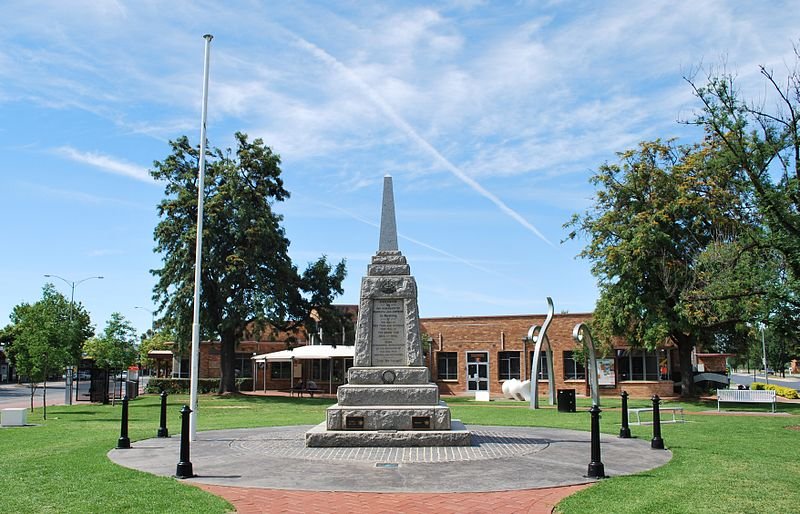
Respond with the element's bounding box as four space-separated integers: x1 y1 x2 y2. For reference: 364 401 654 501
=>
760 323 769 385
44 274 104 321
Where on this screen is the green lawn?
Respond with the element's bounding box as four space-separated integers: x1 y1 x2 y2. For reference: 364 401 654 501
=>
1 394 798 513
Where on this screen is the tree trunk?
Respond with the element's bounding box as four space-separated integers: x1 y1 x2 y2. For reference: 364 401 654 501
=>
676 334 695 397
218 331 238 394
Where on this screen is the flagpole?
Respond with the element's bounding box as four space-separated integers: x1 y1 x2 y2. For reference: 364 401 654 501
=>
190 33 213 442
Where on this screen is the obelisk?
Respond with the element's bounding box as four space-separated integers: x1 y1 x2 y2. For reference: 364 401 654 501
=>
305 175 470 447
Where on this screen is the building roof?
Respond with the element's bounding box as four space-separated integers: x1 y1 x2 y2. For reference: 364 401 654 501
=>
252 344 354 362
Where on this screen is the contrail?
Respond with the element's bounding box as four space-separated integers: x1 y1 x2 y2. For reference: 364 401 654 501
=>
292 37 553 246
318 201 503 276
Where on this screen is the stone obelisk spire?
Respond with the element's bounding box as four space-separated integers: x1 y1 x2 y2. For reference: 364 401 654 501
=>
378 175 399 252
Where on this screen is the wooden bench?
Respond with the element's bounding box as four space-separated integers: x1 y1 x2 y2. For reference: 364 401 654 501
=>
628 407 685 425
717 389 776 412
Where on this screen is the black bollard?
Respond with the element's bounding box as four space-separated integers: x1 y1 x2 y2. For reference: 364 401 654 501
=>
619 391 632 438
175 405 195 479
650 394 665 450
116 395 131 449
586 404 606 478
157 391 169 438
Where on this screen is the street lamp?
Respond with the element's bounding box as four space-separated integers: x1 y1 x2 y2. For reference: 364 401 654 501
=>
134 306 156 331
760 323 769 385
44 274 104 320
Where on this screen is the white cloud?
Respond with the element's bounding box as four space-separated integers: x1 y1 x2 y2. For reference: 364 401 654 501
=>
54 146 153 183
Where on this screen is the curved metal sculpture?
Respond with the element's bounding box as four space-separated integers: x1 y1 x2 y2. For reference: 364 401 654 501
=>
528 297 556 409
572 323 600 406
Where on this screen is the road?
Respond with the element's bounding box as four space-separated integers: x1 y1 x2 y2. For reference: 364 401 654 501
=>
729 372 800 390
0 381 70 409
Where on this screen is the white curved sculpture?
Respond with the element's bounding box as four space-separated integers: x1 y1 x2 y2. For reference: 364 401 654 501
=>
502 379 519 399
517 380 531 401
573 322 600 406
528 297 556 409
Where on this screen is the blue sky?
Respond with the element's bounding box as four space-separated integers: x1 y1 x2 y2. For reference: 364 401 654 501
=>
2 1 799 338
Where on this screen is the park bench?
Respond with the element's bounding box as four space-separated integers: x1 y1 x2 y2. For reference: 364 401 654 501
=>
717 389 776 412
290 385 322 398
628 406 685 425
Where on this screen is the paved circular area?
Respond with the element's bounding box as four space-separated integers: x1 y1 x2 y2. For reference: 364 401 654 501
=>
109 424 672 493
228 427 548 463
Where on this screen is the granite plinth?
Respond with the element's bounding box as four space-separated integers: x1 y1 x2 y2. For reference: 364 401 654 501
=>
326 402 452 430
337 384 439 406
347 366 430 385
306 420 472 447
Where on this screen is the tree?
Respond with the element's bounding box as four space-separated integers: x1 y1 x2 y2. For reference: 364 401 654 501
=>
83 312 138 371
5 284 93 415
151 132 346 393
688 50 800 379
566 139 766 396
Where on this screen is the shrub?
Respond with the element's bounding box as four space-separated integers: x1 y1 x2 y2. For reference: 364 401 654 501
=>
144 377 254 394
750 382 799 399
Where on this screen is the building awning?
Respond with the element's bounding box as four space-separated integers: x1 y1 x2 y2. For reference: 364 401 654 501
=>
252 344 354 362
147 350 174 357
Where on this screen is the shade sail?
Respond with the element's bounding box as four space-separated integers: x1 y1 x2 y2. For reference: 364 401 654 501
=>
252 344 354 362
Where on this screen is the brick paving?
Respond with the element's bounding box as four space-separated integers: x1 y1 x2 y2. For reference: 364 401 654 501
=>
196 483 593 514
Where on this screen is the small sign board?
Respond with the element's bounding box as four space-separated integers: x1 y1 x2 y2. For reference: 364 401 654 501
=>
412 416 431 429
345 416 364 430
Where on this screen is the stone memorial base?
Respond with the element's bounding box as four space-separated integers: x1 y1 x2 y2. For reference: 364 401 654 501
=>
305 420 472 447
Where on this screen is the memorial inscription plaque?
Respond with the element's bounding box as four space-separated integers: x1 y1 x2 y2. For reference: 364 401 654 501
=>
371 299 406 366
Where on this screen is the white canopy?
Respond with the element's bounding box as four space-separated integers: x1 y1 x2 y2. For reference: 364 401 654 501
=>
252 344 354 362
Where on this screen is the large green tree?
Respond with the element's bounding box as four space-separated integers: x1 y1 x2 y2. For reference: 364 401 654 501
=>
4 284 93 413
151 132 346 393
566 139 767 396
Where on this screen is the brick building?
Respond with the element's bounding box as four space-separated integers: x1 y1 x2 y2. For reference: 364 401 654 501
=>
422 312 677 399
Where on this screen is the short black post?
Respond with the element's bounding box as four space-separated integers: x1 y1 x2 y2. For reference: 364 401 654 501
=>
157 391 169 438
175 405 194 479
619 390 632 438
650 394 665 450
116 395 131 449
586 404 606 478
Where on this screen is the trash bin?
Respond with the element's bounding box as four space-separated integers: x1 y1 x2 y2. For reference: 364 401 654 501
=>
557 388 576 412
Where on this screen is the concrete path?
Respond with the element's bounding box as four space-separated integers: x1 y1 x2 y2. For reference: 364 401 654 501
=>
109 424 671 512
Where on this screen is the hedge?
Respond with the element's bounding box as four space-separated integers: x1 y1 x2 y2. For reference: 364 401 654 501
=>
750 381 799 399
145 377 253 394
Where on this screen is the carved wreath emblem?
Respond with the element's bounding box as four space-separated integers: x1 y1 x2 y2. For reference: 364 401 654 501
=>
381 370 396 384
380 281 397 294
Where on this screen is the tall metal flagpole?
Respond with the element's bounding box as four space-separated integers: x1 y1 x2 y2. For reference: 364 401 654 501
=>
190 33 213 442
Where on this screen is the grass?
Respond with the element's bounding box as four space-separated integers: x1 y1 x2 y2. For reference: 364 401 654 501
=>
1 394 798 513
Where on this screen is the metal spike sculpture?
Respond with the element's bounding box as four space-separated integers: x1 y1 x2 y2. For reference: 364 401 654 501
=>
528 297 556 409
572 322 601 406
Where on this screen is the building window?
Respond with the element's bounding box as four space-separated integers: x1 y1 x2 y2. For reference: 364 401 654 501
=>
530 351 549 380
563 351 586 380
437 352 458 380
617 349 663 381
234 353 254 378
311 359 331 381
498 351 521 380
270 361 291 379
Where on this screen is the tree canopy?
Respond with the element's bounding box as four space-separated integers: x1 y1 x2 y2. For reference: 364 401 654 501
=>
150 132 346 393
566 139 767 396
83 312 138 370
4 284 93 411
